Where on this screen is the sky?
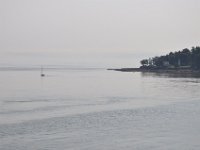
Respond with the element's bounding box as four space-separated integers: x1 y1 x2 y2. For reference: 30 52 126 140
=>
0 0 200 67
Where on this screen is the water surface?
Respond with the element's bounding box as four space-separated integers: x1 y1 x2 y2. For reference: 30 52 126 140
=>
0 68 200 150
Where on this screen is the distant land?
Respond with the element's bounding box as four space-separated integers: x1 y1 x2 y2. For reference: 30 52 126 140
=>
109 46 200 73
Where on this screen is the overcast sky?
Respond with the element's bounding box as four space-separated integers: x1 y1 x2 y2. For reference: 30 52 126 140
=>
0 0 200 66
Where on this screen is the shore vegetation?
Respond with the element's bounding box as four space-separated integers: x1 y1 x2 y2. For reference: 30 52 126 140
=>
140 46 200 70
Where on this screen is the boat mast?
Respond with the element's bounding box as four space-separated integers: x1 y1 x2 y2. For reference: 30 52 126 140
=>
41 66 45 77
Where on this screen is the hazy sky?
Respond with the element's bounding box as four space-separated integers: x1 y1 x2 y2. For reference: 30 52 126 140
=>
0 0 200 66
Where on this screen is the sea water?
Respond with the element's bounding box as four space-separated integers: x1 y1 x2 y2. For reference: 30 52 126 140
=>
0 67 200 150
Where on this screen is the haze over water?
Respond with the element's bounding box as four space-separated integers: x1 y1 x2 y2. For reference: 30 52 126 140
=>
1 0 200 149
1 67 200 150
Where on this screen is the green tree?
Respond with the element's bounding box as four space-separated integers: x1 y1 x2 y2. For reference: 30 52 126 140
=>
140 46 200 69
140 59 149 66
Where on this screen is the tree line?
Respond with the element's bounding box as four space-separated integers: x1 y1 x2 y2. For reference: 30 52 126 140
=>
140 46 200 69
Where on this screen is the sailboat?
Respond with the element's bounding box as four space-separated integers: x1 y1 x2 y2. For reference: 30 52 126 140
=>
41 66 45 77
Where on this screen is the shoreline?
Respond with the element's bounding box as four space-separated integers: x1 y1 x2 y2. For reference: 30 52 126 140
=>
108 68 200 74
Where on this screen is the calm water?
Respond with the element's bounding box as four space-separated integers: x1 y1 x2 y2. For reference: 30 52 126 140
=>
1 68 200 150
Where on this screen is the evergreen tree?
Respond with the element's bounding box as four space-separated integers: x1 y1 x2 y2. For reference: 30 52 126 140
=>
141 46 200 69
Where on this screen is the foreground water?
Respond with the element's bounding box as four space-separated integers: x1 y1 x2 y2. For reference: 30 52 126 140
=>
0 68 200 150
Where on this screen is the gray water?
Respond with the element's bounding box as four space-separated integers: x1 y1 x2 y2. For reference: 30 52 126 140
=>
1 68 200 150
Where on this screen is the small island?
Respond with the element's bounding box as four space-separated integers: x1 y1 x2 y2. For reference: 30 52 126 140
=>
109 46 200 74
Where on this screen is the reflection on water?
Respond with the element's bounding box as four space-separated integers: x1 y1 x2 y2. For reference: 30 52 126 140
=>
1 68 200 150
141 71 200 78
